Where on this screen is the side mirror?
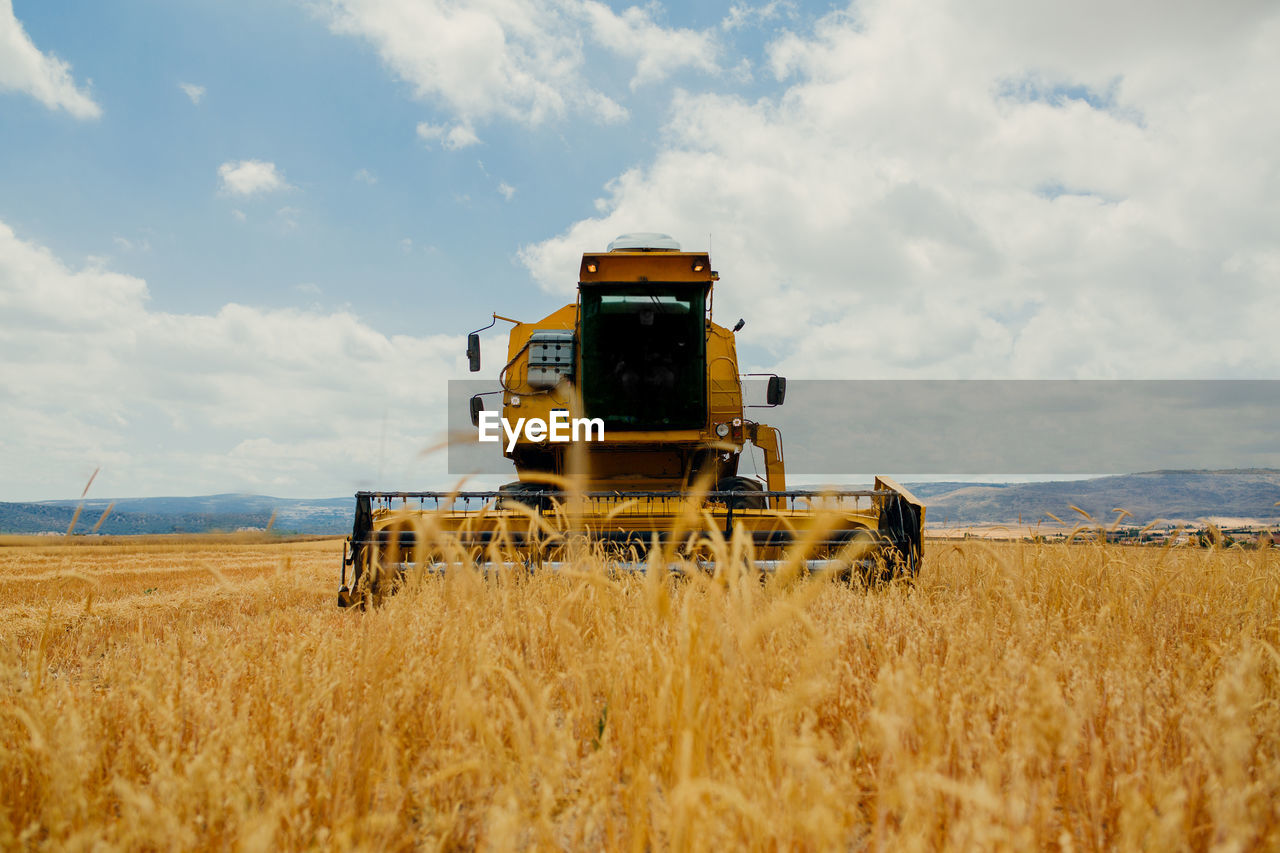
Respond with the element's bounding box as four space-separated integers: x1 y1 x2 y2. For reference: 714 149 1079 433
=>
469 395 484 427
766 376 787 406
466 333 481 372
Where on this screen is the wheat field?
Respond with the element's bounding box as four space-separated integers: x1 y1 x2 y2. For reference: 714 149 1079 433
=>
1 534 1277 850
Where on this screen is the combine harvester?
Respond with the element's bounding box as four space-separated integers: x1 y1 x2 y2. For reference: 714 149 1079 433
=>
339 234 924 606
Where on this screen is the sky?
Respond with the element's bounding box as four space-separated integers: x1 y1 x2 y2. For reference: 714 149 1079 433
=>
1 0 1277 501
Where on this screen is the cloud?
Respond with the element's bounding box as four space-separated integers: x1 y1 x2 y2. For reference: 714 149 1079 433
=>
276 206 301 229
0 219 468 500
721 1 789 31
416 120 481 150
218 160 291 196
179 81 205 104
112 235 151 254
318 0 723 130
577 1 719 88
497 182 516 201
522 0 1280 380
322 0 609 127
0 0 101 118
353 167 377 184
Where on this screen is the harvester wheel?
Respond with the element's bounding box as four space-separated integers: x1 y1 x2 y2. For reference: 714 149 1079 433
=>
716 476 767 510
497 481 553 513
361 559 403 608
825 528 881 583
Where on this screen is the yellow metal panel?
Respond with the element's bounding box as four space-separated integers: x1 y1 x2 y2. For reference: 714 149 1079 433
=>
579 252 714 284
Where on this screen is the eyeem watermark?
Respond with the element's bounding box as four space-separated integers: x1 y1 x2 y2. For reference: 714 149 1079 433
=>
454 379 1280 475
478 410 605 452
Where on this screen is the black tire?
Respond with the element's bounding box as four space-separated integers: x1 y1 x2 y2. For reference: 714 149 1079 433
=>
824 528 881 584
497 481 553 513
877 494 922 579
715 476 767 510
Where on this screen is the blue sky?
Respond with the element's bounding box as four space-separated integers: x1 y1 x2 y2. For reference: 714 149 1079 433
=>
2 0 1278 500
3 0 773 332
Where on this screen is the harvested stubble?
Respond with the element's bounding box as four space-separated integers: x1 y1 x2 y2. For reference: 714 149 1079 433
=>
1 536 1277 850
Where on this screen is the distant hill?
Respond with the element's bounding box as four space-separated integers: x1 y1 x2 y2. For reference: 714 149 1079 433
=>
899 482 1010 500
0 494 353 535
4 471 1278 535
918 469 1280 527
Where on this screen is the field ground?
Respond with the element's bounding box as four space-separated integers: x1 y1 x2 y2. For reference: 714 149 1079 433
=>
1 536 1278 850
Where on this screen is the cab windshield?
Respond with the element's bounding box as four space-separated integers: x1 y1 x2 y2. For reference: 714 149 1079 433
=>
579 285 707 429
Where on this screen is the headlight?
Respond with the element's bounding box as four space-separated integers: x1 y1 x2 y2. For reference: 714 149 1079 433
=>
715 422 730 438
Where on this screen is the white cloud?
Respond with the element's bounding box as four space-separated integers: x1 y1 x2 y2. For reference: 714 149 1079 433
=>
218 160 291 196
0 0 101 118
721 1 789 31
497 182 516 201
112 235 151 254
179 82 205 104
522 0 1280 380
416 120 481 150
276 206 301 229
578 1 719 89
322 0 609 127
0 219 468 500
353 167 377 183
319 0 724 130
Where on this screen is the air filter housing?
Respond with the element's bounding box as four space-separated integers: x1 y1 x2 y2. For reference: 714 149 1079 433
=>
607 233 680 252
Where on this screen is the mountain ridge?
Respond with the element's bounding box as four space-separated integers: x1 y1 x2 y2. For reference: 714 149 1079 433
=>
919 468 1280 526
3 470 1278 534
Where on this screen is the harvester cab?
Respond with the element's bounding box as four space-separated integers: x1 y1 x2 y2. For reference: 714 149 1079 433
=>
475 233 784 501
339 233 924 606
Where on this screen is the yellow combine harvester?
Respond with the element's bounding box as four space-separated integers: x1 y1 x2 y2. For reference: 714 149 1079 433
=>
338 234 924 606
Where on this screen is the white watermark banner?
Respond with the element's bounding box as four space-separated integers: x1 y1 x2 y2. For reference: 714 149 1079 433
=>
447 380 1280 476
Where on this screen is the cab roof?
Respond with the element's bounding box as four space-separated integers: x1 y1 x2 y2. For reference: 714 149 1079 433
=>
578 251 716 285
